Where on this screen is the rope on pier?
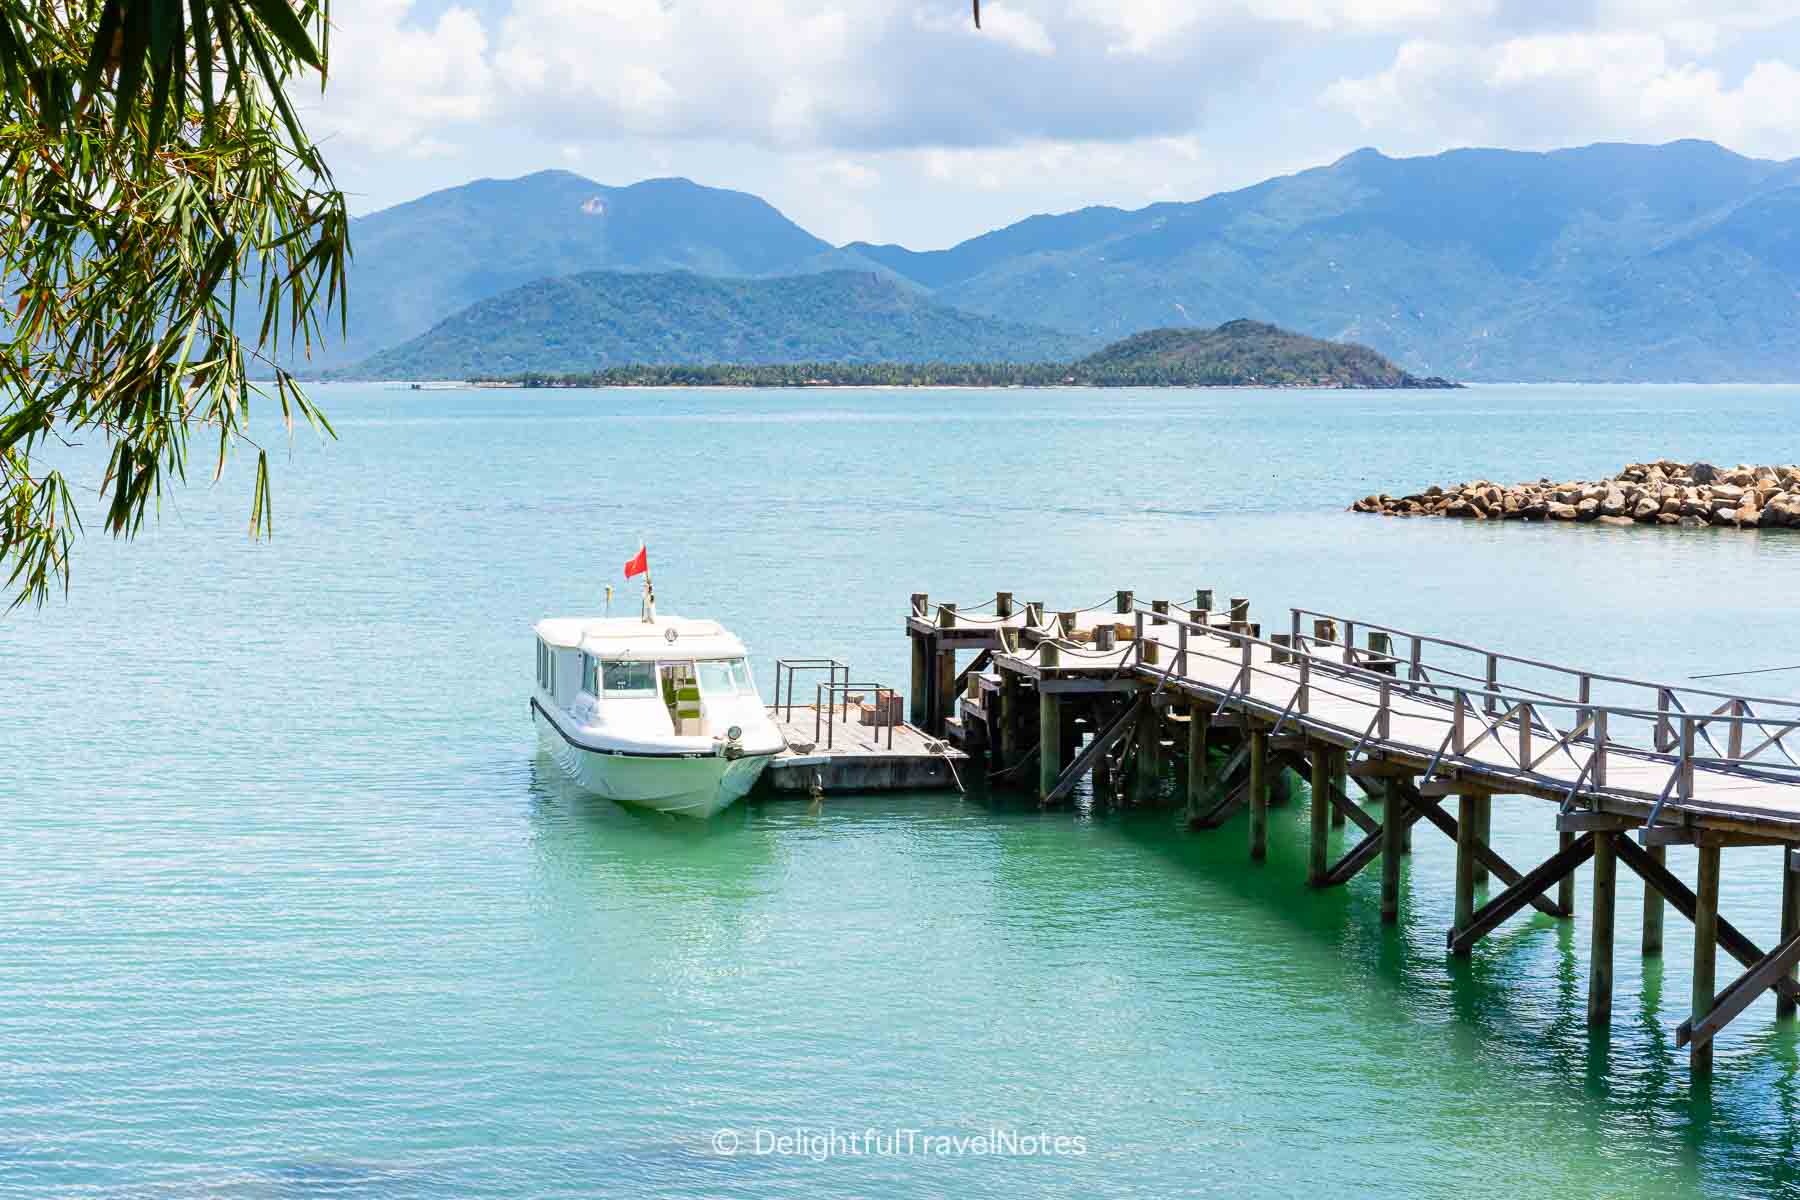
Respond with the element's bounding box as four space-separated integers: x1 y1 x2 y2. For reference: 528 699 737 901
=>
1690 664 1800 680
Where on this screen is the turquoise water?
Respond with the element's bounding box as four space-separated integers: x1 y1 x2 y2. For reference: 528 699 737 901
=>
7 383 1800 1197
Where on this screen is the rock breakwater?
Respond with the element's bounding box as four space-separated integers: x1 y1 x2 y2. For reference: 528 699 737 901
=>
1351 460 1800 528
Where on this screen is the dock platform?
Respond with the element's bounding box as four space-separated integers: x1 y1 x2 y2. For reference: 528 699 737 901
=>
905 587 1800 1083
764 703 966 794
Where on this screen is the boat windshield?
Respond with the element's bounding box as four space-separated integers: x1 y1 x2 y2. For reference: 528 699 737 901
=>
600 660 657 695
695 657 757 697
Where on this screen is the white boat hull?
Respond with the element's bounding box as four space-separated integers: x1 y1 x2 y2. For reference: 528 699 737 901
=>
533 706 773 818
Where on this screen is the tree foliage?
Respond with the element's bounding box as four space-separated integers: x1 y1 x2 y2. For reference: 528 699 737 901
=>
0 1 347 607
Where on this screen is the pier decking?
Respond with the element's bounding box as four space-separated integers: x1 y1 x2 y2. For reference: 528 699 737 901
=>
909 589 1800 1081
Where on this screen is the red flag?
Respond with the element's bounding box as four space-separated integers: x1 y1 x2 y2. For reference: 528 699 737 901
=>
623 544 648 579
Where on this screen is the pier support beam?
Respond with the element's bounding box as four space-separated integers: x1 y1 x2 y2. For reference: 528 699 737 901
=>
1589 833 1617 1026
1380 780 1406 923
1133 706 1161 806
1558 831 1577 917
1471 796 1492 886
1692 844 1721 1078
909 633 929 728
1309 745 1333 887
1331 761 1348 828
1186 709 1210 823
1454 794 1478 950
1248 729 1269 863
935 648 956 736
1643 845 1666 956
997 671 1020 777
1782 848 1800 1021
1037 644 1061 803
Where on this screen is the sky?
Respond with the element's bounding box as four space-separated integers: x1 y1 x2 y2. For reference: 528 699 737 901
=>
301 0 1800 250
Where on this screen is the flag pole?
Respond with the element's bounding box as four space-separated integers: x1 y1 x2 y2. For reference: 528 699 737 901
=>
639 536 655 624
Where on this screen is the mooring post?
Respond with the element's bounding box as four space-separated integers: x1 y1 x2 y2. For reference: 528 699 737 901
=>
1643 844 1667 955
1558 830 1577 916
931 602 959 737
909 594 930 726
1249 728 1269 862
995 591 1013 619
1115 590 1134 614
1589 832 1617 1026
1781 847 1800 1020
1037 642 1062 803
1380 779 1404 923
1471 795 1492 886
1186 707 1210 822
1309 743 1332 886
1692 844 1721 1077
1453 793 1478 952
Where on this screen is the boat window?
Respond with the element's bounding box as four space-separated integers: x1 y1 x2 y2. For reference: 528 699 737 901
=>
582 653 599 695
601 660 657 694
697 658 759 697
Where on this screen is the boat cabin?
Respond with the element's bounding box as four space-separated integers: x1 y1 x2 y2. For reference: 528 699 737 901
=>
533 615 765 741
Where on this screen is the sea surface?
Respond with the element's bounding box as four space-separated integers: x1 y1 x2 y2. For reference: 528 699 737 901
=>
6 382 1800 1198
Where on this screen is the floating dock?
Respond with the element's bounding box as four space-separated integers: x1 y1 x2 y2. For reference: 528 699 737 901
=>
763 658 966 794
906 588 1800 1083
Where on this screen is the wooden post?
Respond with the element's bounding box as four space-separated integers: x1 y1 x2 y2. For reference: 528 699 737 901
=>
1558 830 1577 916
1133 704 1160 805
1642 844 1666 956
935 648 956 735
1115 590 1133 614
997 670 1020 776
995 591 1013 618
1186 708 1210 822
1230 597 1250 624
1380 779 1404 923
1454 793 1478 952
1781 847 1800 1020
1309 744 1332 886
1471 795 1492 886
1037 643 1061 803
1692 843 1721 1078
1248 729 1269 862
1589 832 1616 1026
1331 754 1347 827
909 632 929 727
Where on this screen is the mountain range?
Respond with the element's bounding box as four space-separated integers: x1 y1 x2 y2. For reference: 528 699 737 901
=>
316 140 1800 382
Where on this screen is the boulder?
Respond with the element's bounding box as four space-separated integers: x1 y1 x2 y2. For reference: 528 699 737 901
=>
1690 462 1719 484
1656 513 1682 525
1600 489 1627 516
1547 503 1579 521
1679 515 1707 528
1632 497 1661 520
1576 498 1600 520
1737 506 1762 528
1596 515 1636 527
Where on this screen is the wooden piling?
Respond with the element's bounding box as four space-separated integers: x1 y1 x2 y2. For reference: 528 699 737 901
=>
1309 744 1332 886
1589 833 1617 1026
1115 590 1134 614
1472 795 1492 886
1380 780 1404 923
1642 844 1666 955
1558 830 1577 915
1249 729 1269 862
1692 844 1721 1077
1331 756 1347 827
1038 642 1061 803
1781 847 1800 1020
1454 793 1478 951
998 670 1020 773
1186 708 1210 823
909 632 929 727
1132 704 1160 805
995 591 1013 618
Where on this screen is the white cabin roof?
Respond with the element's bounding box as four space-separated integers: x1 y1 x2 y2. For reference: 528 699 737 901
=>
533 614 749 661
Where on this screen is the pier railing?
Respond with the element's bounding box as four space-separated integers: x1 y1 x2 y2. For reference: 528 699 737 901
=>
1115 601 1800 819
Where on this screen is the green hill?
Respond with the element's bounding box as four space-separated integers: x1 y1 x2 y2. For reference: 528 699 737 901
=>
337 270 1094 379
454 318 1454 389
1073 321 1449 387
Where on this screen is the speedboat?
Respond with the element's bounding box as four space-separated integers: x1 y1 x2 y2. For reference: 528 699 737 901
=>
530 610 785 817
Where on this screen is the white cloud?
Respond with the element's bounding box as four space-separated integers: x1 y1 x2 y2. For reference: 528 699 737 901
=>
312 2 492 156
1325 29 1800 158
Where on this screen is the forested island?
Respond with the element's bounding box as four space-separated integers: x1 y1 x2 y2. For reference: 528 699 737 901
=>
467 321 1457 390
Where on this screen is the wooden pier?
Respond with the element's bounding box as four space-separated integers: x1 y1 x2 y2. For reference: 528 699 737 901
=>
909 589 1800 1082
763 656 966 794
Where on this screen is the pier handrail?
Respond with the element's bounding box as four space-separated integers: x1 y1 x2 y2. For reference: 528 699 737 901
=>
773 658 847 722
813 680 899 751
1286 604 1800 715
1122 601 1800 805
